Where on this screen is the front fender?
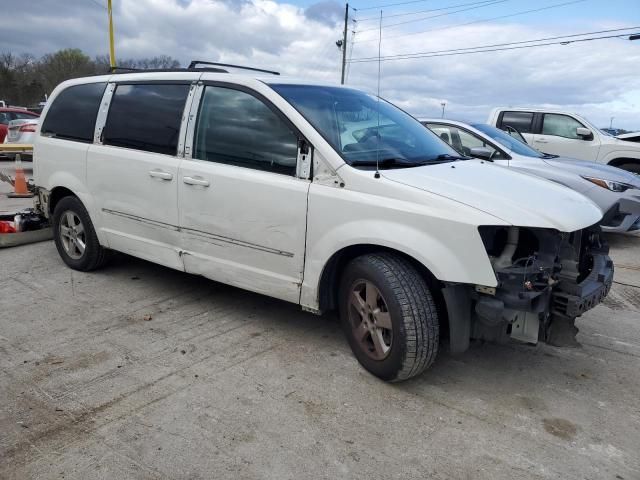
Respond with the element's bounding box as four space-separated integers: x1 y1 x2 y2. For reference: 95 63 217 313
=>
300 184 502 310
601 149 640 164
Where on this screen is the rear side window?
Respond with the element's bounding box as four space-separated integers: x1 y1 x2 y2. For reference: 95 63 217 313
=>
41 83 106 142
499 111 534 134
103 83 190 156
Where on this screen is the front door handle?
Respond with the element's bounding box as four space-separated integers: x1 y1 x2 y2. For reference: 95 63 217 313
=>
183 176 210 187
149 169 173 181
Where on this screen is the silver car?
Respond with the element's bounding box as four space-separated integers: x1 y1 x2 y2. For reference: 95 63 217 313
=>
4 118 39 160
422 119 640 233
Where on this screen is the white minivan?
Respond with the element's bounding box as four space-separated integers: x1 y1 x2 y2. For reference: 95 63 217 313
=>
488 107 640 174
34 65 613 381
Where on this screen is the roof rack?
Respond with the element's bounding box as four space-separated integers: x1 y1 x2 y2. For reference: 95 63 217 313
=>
188 61 280 76
108 61 280 76
110 66 228 74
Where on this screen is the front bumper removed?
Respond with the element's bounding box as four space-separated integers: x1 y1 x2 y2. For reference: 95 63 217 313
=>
443 226 614 353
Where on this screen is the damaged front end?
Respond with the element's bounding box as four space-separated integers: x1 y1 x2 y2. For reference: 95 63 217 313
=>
443 225 613 353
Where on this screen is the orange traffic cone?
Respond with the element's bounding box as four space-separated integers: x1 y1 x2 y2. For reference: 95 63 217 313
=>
7 154 33 199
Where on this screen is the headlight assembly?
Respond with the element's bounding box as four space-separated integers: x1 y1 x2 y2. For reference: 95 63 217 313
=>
582 176 637 193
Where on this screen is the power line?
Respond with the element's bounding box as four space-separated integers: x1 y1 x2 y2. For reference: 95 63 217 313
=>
354 0 587 43
358 0 509 32
353 0 439 11
348 31 637 63
357 0 510 22
345 29 358 82
350 26 640 61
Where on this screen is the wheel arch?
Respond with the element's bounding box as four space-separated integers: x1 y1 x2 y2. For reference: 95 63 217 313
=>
607 157 640 173
49 186 77 215
315 244 450 334
46 183 106 246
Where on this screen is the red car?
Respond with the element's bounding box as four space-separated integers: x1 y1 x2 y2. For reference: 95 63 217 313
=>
0 108 40 143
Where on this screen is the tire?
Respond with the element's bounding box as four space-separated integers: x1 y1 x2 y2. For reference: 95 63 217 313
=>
338 253 439 382
618 163 640 175
52 196 108 271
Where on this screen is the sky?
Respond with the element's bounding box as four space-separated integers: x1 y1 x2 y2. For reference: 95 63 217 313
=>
1 0 639 130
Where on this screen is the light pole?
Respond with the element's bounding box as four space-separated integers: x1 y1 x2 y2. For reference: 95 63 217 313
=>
441 101 447 118
610 116 614 130
107 0 116 69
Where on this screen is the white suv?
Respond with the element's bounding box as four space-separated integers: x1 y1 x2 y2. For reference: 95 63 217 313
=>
488 107 640 174
34 65 613 381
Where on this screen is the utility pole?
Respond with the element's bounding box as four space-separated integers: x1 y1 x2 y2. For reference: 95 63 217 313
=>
441 101 447 118
340 3 349 85
108 0 116 69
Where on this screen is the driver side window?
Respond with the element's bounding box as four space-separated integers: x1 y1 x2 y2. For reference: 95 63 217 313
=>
194 86 299 176
542 114 583 139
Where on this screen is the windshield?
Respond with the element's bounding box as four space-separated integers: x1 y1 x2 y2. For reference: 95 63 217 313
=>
472 123 545 158
269 84 460 167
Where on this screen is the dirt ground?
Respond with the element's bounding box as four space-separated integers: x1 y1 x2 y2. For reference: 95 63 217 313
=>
1 158 640 479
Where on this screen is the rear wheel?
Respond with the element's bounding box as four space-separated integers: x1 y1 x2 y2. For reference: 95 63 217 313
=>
339 253 439 382
53 196 107 271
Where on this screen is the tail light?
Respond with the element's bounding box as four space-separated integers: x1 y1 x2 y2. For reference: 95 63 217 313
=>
19 124 37 133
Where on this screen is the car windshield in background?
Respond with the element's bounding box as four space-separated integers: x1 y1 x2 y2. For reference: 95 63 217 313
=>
472 123 545 158
269 84 460 168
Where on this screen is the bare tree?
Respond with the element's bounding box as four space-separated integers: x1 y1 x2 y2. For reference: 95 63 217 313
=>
0 49 182 107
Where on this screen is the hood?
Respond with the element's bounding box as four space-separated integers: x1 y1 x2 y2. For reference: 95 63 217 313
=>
382 160 603 232
616 131 640 142
543 157 640 186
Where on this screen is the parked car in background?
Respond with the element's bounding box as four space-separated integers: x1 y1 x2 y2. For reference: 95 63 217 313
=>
34 70 613 382
487 107 640 174
601 128 627 137
423 119 640 233
4 118 39 160
0 107 39 143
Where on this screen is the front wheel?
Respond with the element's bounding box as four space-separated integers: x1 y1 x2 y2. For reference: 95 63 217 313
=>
618 163 640 175
338 253 439 382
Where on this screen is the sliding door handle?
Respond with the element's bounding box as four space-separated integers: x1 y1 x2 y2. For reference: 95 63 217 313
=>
183 176 210 187
149 169 173 180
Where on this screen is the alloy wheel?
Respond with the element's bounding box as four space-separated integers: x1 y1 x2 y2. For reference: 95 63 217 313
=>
348 279 393 360
59 211 86 260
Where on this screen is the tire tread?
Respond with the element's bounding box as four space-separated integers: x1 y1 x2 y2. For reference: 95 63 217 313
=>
348 253 439 382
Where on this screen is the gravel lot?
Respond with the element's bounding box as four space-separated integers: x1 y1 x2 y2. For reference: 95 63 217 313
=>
1 159 640 479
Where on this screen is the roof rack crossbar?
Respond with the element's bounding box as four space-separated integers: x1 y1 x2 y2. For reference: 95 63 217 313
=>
188 60 280 76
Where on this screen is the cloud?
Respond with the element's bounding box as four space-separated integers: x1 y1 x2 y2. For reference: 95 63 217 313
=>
0 0 637 130
305 1 343 26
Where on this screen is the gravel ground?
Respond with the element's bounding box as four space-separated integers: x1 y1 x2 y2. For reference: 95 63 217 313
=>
1 158 639 479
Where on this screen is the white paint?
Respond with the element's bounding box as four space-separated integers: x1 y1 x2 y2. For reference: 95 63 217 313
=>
35 73 605 314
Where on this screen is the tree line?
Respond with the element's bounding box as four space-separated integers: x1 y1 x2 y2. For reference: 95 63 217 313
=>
0 48 180 107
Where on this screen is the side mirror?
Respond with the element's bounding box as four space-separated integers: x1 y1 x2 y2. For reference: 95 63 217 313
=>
576 127 593 139
469 146 493 160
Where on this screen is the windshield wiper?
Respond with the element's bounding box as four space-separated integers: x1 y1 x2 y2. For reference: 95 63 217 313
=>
427 153 471 163
349 158 422 168
541 153 559 159
349 154 470 168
